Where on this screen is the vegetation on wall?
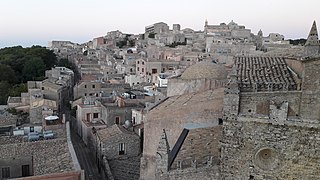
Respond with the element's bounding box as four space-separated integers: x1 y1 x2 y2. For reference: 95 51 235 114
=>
0 46 58 104
289 38 307 46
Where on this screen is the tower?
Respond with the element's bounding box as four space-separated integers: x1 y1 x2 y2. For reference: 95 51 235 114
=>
304 21 320 57
204 19 208 34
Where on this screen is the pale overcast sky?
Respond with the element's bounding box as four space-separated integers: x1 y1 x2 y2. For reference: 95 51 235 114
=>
0 0 319 48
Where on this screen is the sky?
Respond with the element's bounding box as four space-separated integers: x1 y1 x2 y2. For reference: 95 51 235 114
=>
0 0 319 48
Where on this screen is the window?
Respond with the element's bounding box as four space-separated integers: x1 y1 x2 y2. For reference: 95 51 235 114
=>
133 117 136 124
119 143 125 155
152 69 157 74
137 61 140 64
84 93 87 96
137 67 140 71
115 116 120 125
92 85 95 88
85 85 87 88
2 167 10 178
30 127 34 133
93 113 98 119
142 61 144 65
86 113 91 122
41 87 44 90
22 165 30 177
142 68 144 73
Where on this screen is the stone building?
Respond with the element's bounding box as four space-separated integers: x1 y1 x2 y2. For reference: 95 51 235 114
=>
0 120 82 179
167 61 228 97
149 55 320 180
145 22 170 38
136 58 180 84
0 106 17 136
73 80 130 100
155 125 222 180
204 20 252 40
221 55 320 179
304 21 320 57
140 88 225 180
95 124 141 180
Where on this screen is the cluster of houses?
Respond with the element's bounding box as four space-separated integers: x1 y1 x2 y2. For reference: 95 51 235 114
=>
1 20 320 180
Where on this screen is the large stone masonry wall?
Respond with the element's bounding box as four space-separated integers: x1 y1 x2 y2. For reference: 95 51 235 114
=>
108 156 141 180
239 91 301 117
221 120 320 180
155 126 222 180
163 166 220 180
300 58 320 120
167 78 225 97
140 89 224 180
171 126 222 170
0 138 74 176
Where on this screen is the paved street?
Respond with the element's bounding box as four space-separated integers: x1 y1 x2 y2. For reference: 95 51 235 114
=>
71 128 104 180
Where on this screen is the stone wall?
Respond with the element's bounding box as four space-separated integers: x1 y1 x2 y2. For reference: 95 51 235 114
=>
221 120 320 179
0 138 74 178
101 131 141 159
300 58 320 120
172 126 222 170
164 166 220 180
239 91 301 117
167 78 225 97
285 58 304 78
154 126 222 180
109 156 141 180
140 89 224 180
105 106 134 126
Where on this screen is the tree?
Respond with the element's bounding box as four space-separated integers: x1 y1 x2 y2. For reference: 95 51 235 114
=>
0 81 11 104
22 57 46 81
0 64 17 84
8 84 27 97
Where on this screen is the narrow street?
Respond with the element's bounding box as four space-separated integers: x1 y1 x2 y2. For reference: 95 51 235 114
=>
70 124 104 180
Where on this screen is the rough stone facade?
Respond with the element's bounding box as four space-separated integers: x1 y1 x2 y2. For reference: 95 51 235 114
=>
221 56 320 179
221 120 320 179
140 89 224 180
0 138 74 178
154 126 222 180
96 125 141 180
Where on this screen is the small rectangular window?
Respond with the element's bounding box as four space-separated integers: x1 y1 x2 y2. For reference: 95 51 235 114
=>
119 143 125 155
132 117 136 124
22 165 30 177
93 113 98 119
84 85 87 88
2 167 10 178
115 116 120 124
92 85 95 88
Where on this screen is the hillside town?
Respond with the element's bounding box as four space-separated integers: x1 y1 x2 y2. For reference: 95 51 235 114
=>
1 20 320 180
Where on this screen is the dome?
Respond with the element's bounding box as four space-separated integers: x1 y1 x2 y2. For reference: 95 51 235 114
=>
181 62 227 80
